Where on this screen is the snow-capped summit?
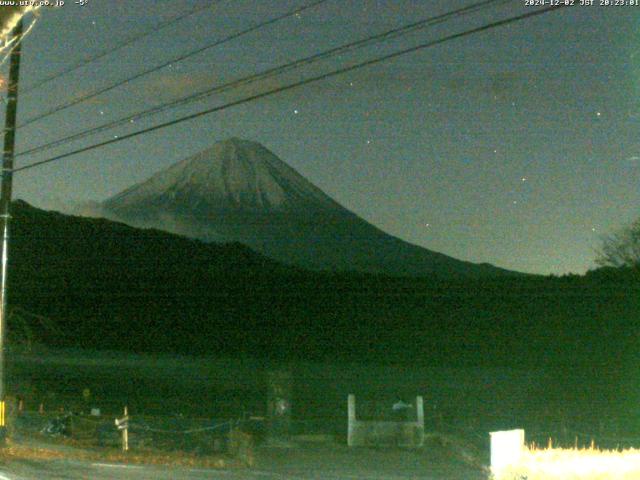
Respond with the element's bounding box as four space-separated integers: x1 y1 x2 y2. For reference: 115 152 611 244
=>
106 137 339 215
103 138 512 277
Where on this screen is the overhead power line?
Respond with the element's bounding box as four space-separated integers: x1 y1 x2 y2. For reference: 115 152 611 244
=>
13 4 566 174
17 0 508 158
17 0 331 129
21 1 218 95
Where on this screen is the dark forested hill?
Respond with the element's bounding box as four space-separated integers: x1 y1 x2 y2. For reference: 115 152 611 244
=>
5 200 639 372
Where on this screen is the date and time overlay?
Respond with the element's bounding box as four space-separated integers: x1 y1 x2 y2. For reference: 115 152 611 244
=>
0 0 638 8
525 0 638 6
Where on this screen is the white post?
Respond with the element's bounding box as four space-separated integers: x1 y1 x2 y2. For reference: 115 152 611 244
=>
347 394 356 447
415 396 425 447
490 429 525 474
415 396 424 427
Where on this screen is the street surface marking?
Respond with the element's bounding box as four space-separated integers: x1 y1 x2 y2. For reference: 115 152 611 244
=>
188 469 231 475
92 463 144 469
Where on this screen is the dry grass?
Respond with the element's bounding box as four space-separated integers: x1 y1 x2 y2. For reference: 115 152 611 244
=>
493 444 640 480
0 441 69 462
0 437 238 469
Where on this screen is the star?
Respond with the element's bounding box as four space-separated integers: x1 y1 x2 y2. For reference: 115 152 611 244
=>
521 177 527 182
293 109 299 115
366 140 371 145
99 110 104 115
596 111 601 117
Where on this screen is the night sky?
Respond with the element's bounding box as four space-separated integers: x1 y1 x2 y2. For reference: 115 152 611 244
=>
3 0 638 275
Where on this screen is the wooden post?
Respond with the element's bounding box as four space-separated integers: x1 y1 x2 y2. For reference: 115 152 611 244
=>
0 19 23 443
122 406 129 452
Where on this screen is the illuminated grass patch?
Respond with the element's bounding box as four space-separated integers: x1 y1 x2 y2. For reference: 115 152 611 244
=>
494 445 640 480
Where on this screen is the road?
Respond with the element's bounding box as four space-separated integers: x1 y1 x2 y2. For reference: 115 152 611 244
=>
0 459 481 480
0 459 235 480
0 444 488 479
0 459 367 480
0 434 491 479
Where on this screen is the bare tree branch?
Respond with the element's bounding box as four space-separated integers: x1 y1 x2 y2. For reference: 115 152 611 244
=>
596 219 640 270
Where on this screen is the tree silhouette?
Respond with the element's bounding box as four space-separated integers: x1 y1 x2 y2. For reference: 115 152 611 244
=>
596 219 640 269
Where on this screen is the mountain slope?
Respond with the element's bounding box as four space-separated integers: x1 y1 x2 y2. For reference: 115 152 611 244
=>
103 138 513 278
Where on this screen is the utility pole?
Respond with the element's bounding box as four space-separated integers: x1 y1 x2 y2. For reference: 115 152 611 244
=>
0 19 23 440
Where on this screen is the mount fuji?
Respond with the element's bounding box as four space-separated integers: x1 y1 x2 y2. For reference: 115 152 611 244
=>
102 138 512 277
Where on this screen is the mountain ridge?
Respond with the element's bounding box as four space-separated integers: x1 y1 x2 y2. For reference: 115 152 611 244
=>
103 138 516 278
